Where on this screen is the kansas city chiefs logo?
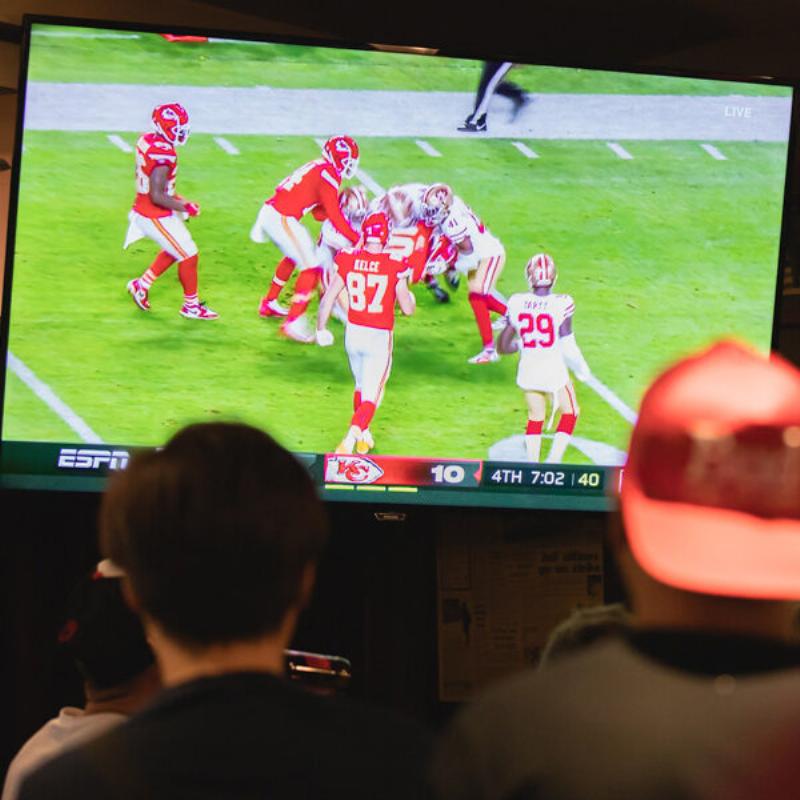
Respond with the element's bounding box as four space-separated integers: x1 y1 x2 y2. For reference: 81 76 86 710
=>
325 455 384 484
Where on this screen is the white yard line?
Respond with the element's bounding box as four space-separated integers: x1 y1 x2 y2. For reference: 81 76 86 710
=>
213 136 240 155
583 375 638 424
512 141 539 159
701 143 727 160
313 137 385 196
7 352 103 444
107 134 132 153
607 142 633 160
415 140 442 157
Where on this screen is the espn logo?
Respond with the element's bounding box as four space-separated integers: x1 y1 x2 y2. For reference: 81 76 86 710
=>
57 448 130 471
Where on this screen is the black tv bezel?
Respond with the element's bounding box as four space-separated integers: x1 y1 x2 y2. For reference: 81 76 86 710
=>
0 13 797 512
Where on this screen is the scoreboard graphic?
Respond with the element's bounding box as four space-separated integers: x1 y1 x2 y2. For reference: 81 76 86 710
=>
0 442 615 511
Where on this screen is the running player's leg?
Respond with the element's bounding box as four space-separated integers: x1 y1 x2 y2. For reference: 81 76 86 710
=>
467 253 506 362
545 382 580 463
260 256 295 317
524 391 547 462
128 250 175 311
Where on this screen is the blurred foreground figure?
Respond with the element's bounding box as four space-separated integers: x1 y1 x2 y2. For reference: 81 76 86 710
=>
3 562 158 800
20 422 430 800
431 341 800 800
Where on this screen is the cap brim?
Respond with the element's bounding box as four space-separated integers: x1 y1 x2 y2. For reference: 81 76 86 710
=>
621 476 800 599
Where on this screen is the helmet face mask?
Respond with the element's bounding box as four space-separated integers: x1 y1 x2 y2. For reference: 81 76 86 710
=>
422 183 453 226
526 253 557 290
323 135 360 179
362 212 390 247
152 103 190 146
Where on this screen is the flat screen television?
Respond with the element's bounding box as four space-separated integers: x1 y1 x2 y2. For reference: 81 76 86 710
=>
0 16 794 510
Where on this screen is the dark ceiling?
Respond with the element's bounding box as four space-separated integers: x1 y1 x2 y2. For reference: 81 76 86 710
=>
202 0 800 81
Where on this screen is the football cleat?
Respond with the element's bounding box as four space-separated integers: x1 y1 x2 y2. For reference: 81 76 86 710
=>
445 270 460 290
127 279 150 311
280 315 314 343
335 438 355 455
428 281 450 304
356 429 375 455
180 302 219 320
468 347 500 364
259 297 288 318
458 115 487 133
510 94 530 122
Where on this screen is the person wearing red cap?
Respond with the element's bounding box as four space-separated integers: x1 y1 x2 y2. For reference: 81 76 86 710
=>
430 340 800 800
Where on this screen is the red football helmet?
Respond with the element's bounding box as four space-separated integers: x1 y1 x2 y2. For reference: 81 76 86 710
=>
152 103 190 146
362 212 390 246
526 253 557 289
323 135 360 179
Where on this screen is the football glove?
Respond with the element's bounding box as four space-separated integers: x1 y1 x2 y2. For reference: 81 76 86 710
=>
316 329 334 347
184 201 200 218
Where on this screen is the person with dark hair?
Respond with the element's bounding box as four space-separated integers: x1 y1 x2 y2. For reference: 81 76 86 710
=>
431 341 800 800
3 562 159 800
458 62 529 133
19 422 430 800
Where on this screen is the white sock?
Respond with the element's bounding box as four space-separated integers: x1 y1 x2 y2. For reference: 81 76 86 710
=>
524 434 541 462
546 432 570 463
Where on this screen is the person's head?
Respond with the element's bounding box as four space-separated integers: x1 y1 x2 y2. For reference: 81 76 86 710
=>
99 422 329 654
151 102 190 146
362 212 390 252
525 252 557 295
58 561 158 708
615 341 800 636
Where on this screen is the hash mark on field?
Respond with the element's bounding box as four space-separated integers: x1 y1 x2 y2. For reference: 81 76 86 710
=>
214 136 240 155
512 141 538 159
7 351 103 444
415 140 442 157
607 142 633 160
313 137 385 196
701 143 727 160
107 134 132 153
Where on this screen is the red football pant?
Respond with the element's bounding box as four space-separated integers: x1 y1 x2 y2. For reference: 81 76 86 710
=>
351 401 377 432
267 257 296 302
178 254 199 299
468 292 494 347
286 267 322 322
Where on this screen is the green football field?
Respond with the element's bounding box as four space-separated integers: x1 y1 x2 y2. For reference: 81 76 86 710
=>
4 131 785 462
1 30 789 463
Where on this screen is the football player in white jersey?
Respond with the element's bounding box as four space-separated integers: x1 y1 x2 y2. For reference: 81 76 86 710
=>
421 183 508 363
497 253 592 463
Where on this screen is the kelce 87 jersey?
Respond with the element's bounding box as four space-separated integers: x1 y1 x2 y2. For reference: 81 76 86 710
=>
133 133 178 219
506 292 576 392
335 248 411 331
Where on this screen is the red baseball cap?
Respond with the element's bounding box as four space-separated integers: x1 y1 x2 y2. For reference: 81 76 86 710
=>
621 340 800 599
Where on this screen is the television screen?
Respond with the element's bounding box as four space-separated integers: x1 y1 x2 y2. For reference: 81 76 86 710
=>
0 18 794 510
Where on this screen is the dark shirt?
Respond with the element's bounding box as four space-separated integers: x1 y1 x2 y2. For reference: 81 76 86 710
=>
20 671 432 800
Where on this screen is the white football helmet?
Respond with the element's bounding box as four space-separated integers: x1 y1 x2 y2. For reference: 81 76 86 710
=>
339 186 368 223
526 253 557 289
385 187 416 227
421 183 453 226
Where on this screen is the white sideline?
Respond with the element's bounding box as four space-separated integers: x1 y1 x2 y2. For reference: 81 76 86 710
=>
213 136 240 155
415 140 442 157
7 351 103 444
313 138 385 196
32 31 141 39
583 374 638 424
607 142 633 160
701 143 727 160
107 134 132 153
512 141 539 159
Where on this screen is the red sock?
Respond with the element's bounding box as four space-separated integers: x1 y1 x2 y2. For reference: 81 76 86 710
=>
351 401 376 431
353 390 362 413
286 267 321 322
486 293 507 315
150 250 175 277
178 254 199 299
468 292 493 347
526 420 543 435
557 413 578 435
267 257 296 301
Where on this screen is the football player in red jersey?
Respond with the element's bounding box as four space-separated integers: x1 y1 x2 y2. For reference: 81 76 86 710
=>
250 135 360 342
316 212 416 455
124 103 218 320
